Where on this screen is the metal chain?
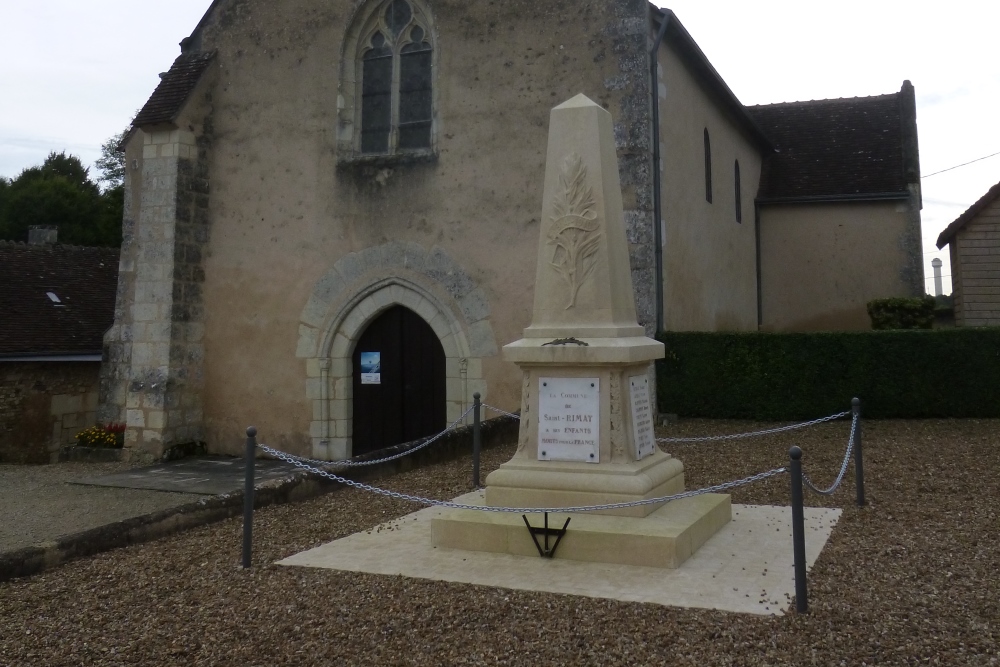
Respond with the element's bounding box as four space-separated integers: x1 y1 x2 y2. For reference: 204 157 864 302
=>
481 403 521 420
255 442 786 513
260 406 474 470
657 411 850 443
802 412 858 496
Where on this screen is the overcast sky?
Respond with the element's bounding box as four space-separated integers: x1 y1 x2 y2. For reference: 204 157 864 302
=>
3 1 998 295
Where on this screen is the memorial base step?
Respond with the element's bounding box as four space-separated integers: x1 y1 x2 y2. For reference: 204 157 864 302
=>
431 492 731 569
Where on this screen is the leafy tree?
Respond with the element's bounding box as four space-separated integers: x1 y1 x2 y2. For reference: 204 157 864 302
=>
95 131 127 191
0 150 121 246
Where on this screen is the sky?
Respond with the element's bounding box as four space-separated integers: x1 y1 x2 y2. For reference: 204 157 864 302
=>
2 1 999 296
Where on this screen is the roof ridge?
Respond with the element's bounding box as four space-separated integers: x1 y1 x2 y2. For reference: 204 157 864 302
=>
748 92 899 109
937 179 1000 248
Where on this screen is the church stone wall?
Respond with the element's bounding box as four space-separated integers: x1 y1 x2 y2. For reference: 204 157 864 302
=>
110 0 659 459
655 37 762 332
758 200 921 331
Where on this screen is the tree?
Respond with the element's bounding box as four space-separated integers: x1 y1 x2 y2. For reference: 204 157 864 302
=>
0 150 121 247
95 131 127 191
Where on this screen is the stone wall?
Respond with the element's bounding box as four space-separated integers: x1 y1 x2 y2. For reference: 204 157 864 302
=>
106 0 657 459
0 362 100 464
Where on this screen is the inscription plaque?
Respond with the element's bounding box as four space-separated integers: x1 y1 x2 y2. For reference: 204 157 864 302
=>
629 375 655 460
538 377 600 463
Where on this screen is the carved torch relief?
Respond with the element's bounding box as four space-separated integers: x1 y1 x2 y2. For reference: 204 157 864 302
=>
547 154 602 309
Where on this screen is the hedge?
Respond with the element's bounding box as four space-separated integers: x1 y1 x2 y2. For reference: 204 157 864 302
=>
655 329 1000 419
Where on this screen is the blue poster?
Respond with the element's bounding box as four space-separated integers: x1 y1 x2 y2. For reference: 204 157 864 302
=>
360 352 381 384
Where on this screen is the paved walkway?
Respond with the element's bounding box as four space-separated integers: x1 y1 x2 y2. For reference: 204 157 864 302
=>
0 457 298 555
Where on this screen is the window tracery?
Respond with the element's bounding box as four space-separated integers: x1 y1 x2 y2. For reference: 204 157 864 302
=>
354 0 434 156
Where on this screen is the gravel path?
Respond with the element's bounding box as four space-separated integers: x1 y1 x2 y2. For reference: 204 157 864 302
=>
1 418 998 666
0 461 202 553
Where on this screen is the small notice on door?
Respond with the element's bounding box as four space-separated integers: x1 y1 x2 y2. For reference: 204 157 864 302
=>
360 352 381 385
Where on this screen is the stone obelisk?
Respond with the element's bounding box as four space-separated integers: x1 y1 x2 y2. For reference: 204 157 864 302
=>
484 93 682 518
431 95 730 569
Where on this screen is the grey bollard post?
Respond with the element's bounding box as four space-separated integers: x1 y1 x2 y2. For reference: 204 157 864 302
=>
473 393 482 488
242 426 257 569
852 398 866 507
789 446 808 613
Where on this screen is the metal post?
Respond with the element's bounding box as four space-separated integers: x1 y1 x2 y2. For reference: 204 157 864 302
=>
789 446 808 613
852 398 865 507
473 392 482 488
242 426 257 569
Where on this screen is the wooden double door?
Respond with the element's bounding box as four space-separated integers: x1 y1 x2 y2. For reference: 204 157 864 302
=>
351 306 446 456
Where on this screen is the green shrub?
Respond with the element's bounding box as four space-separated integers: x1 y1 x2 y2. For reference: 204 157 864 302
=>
655 329 1000 419
867 296 936 330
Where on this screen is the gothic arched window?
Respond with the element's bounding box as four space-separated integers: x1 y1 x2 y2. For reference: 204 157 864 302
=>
355 0 434 156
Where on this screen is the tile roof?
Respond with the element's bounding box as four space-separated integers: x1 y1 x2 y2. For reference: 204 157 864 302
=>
748 93 908 200
133 51 216 128
937 179 1000 248
0 243 119 357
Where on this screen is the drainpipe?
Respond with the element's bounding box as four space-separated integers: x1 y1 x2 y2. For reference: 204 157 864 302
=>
650 9 671 333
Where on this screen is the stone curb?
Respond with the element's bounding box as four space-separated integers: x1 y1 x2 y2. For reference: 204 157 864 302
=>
0 415 519 583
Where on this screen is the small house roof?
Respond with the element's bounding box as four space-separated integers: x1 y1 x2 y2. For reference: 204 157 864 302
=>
936 180 1000 249
0 243 119 358
748 90 914 201
132 51 216 128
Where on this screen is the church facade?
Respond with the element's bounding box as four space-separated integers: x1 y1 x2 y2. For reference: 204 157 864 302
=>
100 0 923 461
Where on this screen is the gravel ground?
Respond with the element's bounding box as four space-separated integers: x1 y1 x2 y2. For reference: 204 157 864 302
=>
1 418 998 666
0 461 200 553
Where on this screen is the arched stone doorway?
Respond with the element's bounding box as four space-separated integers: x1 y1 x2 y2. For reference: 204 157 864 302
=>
351 305 446 455
296 242 499 461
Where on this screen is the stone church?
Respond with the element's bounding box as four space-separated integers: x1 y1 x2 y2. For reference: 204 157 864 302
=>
100 0 923 461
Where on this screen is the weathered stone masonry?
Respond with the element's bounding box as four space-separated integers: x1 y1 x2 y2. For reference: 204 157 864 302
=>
100 129 211 460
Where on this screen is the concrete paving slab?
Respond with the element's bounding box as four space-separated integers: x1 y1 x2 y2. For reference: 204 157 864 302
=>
279 491 841 616
71 456 300 495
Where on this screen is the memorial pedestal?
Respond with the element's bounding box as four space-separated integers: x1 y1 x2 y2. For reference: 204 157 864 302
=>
483 341 685 518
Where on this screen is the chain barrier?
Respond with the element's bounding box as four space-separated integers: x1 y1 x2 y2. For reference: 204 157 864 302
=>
801 412 858 496
482 401 851 446
255 440 786 514
482 403 521 420
261 405 475 470
657 411 850 443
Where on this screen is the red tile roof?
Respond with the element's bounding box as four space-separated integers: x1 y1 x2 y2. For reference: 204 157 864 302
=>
133 51 216 128
937 180 1000 248
0 243 119 357
748 93 909 200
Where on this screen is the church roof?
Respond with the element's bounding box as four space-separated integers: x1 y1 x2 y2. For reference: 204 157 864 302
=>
652 8 773 152
0 243 119 358
132 51 216 128
748 88 917 201
937 179 1000 248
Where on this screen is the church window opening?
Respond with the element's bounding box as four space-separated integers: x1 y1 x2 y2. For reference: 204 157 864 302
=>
704 128 713 203
734 159 742 223
359 0 433 155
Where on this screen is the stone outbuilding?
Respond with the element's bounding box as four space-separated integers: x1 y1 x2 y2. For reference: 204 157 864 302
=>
936 180 1000 327
102 0 925 461
0 231 119 463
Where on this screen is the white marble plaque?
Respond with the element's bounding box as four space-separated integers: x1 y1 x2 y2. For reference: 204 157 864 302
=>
629 375 655 460
538 377 600 463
